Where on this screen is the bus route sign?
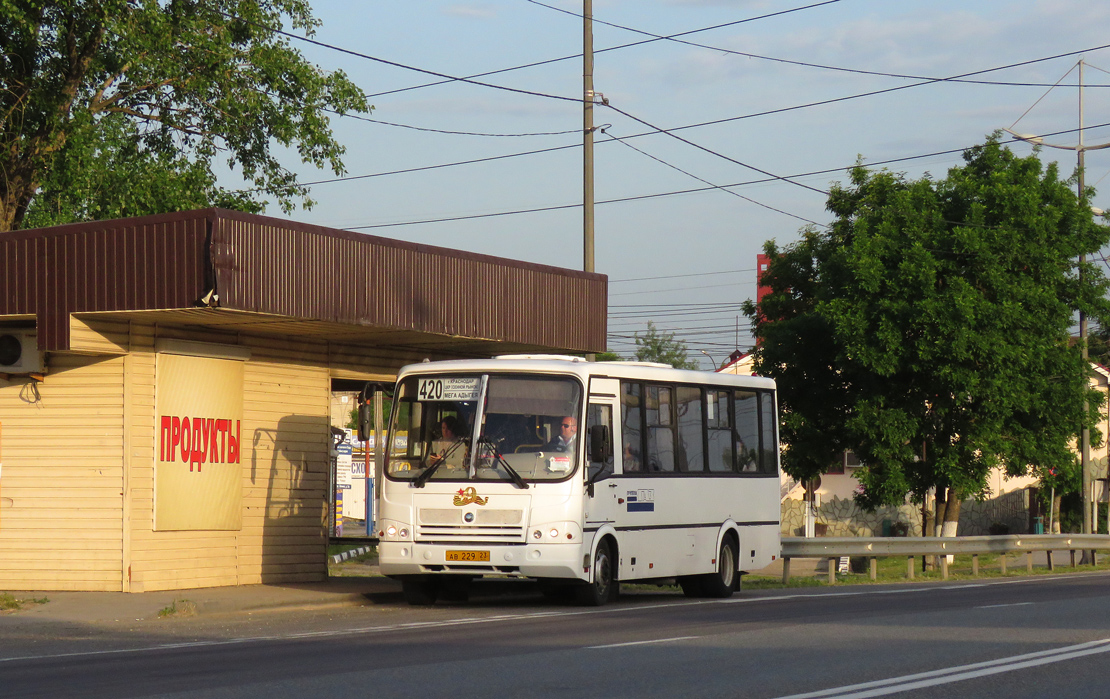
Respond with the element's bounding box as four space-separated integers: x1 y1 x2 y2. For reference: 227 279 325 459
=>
416 377 481 402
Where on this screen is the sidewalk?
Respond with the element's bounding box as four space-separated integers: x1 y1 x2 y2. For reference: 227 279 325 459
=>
2 564 399 625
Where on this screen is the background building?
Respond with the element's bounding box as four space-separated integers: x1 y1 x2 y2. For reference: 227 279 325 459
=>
0 209 606 592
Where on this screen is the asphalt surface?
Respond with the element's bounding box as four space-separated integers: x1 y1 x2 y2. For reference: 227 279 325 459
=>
3 567 1109 699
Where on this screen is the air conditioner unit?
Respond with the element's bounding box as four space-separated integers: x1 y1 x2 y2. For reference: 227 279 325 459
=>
0 331 43 373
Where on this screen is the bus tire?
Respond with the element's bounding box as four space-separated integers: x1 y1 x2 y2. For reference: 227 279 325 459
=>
678 576 704 598
576 539 615 606
402 578 441 606
700 536 738 599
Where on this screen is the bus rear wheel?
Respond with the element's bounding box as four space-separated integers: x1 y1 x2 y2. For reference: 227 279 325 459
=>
576 540 616 606
700 537 738 599
677 576 704 598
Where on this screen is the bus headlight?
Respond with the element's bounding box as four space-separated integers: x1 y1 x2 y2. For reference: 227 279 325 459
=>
530 522 581 543
380 520 411 541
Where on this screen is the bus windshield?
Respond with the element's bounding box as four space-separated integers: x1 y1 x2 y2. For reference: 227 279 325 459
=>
386 373 583 484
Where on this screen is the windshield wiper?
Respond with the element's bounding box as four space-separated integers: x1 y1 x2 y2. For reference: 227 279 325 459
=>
412 439 467 488
478 437 529 489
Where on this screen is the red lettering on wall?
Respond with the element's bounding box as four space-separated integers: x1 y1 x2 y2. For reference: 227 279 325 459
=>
158 415 242 470
216 419 228 462
206 418 219 464
180 417 191 465
170 416 182 462
160 416 172 461
191 417 205 471
229 420 240 464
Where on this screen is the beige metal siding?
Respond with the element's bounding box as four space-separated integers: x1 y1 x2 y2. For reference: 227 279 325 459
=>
238 336 330 585
1 319 447 592
124 329 331 591
0 355 126 591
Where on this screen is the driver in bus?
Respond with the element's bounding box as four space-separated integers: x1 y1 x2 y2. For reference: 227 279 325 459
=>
431 415 468 470
545 416 577 453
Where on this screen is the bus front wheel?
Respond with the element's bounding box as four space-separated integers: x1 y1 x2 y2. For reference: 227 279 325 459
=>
402 578 441 606
576 540 616 606
700 537 738 598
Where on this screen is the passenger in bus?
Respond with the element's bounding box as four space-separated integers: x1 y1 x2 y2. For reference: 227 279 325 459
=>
545 416 578 453
431 415 468 470
622 442 641 472
737 437 758 472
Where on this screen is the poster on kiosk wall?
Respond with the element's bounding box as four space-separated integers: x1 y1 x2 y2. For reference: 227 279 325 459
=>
155 353 245 530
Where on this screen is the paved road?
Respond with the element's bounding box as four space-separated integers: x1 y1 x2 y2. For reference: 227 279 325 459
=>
2 572 1109 698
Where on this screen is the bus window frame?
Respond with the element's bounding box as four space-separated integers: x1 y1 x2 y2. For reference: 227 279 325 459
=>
618 379 778 479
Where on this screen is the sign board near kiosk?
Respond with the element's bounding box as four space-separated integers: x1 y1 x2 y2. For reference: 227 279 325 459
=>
155 352 245 531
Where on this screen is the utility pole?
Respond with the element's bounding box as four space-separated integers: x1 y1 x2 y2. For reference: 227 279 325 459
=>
1005 59 1110 552
583 0 595 275
1078 60 1091 545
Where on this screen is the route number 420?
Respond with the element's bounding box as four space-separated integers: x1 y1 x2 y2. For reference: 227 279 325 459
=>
417 378 445 401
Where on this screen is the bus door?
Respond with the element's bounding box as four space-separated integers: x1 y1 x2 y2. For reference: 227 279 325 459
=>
584 392 621 541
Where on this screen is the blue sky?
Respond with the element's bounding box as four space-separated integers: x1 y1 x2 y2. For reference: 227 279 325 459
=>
242 1 1110 368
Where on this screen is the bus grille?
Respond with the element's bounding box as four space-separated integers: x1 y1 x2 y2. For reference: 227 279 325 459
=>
416 508 525 542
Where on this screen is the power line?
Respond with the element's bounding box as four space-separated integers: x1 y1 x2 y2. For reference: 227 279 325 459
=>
611 267 756 283
614 43 1110 141
609 281 753 297
207 6 580 104
528 0 1110 90
339 111 580 137
366 0 847 99
604 103 830 196
337 122 1110 230
603 126 824 225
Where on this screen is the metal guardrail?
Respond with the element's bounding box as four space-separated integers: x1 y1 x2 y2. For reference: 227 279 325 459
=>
778 534 1110 584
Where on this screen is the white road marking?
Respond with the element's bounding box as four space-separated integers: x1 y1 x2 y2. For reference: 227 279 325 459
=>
770 639 1110 699
587 635 699 649
976 602 1034 609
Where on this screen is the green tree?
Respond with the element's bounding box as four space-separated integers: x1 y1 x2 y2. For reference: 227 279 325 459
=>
23 112 264 227
746 137 1110 534
593 351 623 362
1 0 370 231
633 321 698 370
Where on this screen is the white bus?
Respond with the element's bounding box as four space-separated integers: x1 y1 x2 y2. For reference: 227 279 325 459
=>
376 355 781 605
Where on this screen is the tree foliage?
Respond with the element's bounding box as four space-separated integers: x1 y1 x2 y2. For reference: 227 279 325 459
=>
634 321 698 370
745 137 1110 513
0 0 370 231
592 351 624 362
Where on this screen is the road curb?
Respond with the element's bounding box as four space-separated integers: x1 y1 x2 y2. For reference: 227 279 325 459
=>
330 545 374 564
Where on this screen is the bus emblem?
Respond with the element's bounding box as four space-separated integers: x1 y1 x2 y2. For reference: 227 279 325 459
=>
454 487 488 506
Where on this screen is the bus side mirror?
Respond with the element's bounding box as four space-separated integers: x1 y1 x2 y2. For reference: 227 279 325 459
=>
357 384 373 442
589 424 611 463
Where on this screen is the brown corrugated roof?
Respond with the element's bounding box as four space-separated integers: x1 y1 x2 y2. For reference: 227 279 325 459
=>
0 209 607 355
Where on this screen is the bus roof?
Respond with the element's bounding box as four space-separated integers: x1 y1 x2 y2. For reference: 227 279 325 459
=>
396 355 776 390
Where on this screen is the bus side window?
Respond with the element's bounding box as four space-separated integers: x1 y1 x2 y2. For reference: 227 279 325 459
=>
734 391 759 472
759 391 778 475
586 403 614 479
707 389 733 472
676 385 704 472
620 382 642 473
646 384 675 472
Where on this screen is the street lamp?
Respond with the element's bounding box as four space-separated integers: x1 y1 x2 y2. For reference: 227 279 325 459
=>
700 349 719 371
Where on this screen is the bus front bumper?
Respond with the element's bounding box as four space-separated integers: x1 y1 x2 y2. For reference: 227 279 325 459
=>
379 541 587 581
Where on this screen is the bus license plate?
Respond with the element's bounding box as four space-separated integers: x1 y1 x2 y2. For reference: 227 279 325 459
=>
446 550 490 562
